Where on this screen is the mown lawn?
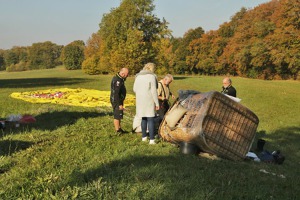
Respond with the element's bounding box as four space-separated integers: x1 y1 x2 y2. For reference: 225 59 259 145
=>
0 67 299 199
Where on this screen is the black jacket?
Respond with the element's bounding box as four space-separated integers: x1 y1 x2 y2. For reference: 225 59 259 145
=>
221 85 237 97
110 73 126 106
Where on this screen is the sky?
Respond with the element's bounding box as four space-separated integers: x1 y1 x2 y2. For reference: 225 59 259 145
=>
0 0 271 50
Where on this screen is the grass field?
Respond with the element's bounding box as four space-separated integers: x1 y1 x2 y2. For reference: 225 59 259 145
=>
0 67 300 199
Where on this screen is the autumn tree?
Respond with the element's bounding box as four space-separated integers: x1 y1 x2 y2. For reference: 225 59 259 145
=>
153 36 174 74
61 40 85 70
82 33 104 74
81 0 299 79
267 0 300 79
173 27 204 74
3 46 29 71
0 50 5 70
96 0 170 74
4 49 18 66
27 41 63 69
187 30 221 75
205 0 299 79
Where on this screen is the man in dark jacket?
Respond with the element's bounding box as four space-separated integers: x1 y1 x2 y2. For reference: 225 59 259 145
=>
110 68 129 133
221 77 237 97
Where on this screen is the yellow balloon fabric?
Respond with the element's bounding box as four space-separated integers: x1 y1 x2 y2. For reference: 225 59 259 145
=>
10 88 135 107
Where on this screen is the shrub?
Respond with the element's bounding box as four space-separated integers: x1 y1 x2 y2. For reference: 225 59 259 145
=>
6 62 29 72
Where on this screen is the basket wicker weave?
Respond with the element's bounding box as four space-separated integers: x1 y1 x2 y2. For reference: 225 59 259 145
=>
159 91 259 161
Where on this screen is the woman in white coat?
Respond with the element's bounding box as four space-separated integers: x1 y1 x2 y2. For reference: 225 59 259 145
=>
133 63 159 144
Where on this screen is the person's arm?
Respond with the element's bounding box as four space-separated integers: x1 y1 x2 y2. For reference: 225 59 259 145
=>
228 86 236 97
151 76 159 108
232 90 236 97
168 85 175 99
133 78 137 94
157 82 165 100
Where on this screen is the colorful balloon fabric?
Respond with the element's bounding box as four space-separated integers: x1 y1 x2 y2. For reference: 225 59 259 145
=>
10 88 135 107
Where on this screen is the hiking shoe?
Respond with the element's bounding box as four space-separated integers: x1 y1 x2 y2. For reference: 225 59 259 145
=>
116 128 128 134
142 137 148 142
116 128 125 135
121 129 129 133
149 139 156 145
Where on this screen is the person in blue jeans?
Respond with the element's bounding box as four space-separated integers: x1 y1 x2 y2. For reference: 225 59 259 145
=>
133 63 159 144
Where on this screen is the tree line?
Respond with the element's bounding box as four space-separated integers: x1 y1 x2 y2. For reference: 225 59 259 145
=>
0 0 299 80
0 40 84 72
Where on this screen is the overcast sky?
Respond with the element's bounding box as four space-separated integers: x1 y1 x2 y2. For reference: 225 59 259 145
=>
0 0 270 49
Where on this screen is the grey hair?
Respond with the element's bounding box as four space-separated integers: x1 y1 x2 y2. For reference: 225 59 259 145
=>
164 74 174 81
223 77 232 84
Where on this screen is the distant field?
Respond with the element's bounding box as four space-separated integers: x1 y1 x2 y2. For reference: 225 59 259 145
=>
0 67 299 199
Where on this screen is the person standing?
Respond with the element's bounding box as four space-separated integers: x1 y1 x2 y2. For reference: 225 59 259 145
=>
133 63 159 144
157 74 175 120
221 77 237 97
110 67 129 134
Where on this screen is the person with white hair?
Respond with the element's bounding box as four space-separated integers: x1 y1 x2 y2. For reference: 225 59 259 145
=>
157 74 176 120
133 63 159 144
221 77 237 97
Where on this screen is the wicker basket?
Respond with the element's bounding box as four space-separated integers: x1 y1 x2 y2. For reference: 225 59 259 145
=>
159 91 259 161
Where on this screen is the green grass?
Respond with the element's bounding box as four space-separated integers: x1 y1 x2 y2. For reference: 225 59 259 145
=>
0 67 300 199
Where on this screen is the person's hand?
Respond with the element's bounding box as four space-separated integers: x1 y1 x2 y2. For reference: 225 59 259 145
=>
119 105 124 110
155 105 159 110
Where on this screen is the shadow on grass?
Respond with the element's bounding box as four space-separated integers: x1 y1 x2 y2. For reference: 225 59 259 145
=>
252 126 300 165
30 110 112 131
173 76 192 80
0 139 34 156
0 139 34 174
66 126 300 199
69 154 215 199
0 78 91 88
253 126 300 153
1 110 112 136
